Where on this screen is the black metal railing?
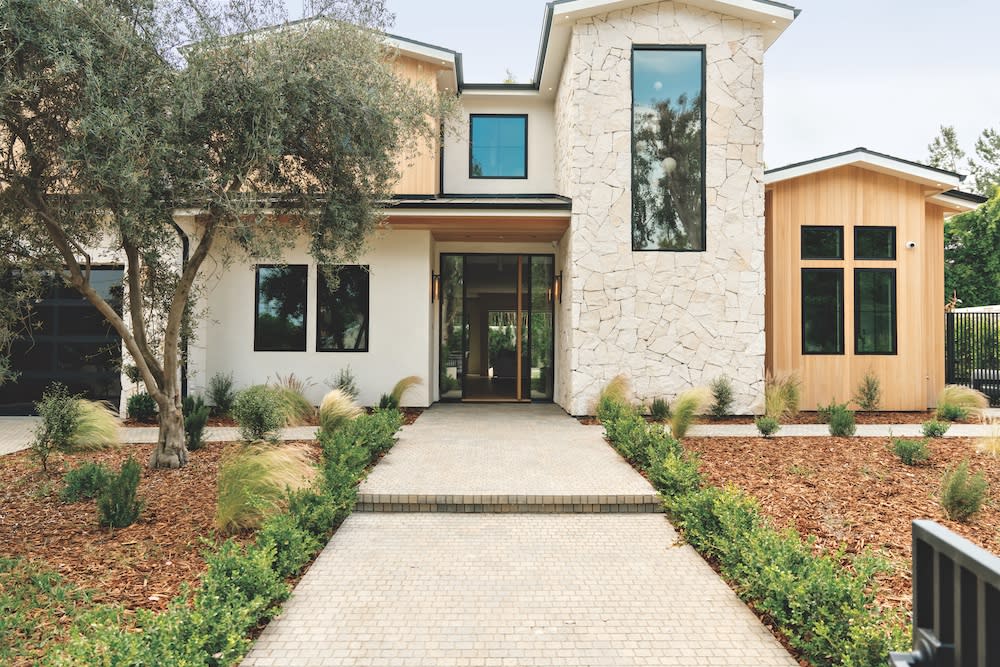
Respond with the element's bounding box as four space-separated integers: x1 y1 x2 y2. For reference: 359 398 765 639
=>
945 312 1000 405
889 520 1000 667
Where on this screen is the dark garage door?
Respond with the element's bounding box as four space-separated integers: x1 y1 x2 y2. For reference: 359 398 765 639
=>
0 267 124 415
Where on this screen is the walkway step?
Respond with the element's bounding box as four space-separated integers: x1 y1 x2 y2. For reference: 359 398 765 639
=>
356 492 663 513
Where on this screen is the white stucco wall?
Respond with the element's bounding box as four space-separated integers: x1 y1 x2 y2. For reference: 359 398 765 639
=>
442 95 557 195
188 229 435 408
555 1 767 415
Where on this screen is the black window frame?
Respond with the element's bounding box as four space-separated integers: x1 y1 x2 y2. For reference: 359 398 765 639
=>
800 267 845 356
854 226 897 260
801 225 844 260
316 264 371 353
854 268 897 356
468 114 529 180
253 264 308 352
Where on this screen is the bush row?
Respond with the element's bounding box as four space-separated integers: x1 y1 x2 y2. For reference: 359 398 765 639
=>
597 397 908 667
51 408 403 666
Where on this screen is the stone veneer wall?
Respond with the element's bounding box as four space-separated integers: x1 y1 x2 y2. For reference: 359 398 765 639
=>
555 1 766 415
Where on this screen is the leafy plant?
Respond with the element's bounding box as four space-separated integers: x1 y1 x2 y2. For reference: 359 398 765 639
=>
215 443 316 534
207 372 236 417
256 513 320 579
231 385 286 441
936 384 988 421
382 375 422 410
271 373 315 426
755 416 780 437
764 372 800 420
377 393 396 410
123 364 142 386
97 458 143 529
649 397 670 421
319 388 362 435
669 387 711 438
940 460 988 521
853 369 881 412
709 375 733 418
828 405 857 437
71 400 120 451
817 399 849 424
182 395 210 451
126 392 157 422
32 383 81 472
892 438 929 466
921 419 950 438
333 366 359 399
60 462 112 503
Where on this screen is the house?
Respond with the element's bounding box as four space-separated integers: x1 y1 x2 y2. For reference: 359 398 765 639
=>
0 0 985 416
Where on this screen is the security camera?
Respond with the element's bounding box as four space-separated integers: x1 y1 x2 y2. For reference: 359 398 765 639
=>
905 241 917 249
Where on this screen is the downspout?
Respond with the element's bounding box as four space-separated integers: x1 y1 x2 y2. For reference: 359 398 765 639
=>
168 219 189 399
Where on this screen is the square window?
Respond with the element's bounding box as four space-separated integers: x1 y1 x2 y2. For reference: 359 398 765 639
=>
317 265 369 352
801 226 843 260
469 115 527 179
254 265 307 351
801 268 844 355
855 227 896 260
855 269 896 354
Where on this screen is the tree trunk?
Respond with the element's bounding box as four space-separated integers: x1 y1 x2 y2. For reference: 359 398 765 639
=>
149 403 188 469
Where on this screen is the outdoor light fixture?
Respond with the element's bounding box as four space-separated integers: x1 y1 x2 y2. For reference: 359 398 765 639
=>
553 271 563 304
431 272 441 302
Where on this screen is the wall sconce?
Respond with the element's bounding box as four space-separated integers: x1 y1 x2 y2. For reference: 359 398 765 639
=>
431 272 441 303
553 271 563 304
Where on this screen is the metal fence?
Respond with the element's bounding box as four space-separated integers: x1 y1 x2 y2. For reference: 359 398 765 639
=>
945 312 1000 405
888 520 1000 667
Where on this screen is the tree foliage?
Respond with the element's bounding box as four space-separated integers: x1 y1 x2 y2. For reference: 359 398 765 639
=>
0 0 448 467
927 125 966 173
945 191 1000 307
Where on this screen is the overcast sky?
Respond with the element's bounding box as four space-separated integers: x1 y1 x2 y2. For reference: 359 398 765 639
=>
288 0 998 172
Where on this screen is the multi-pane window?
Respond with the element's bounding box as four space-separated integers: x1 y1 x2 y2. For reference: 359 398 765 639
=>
855 269 896 354
317 265 369 352
469 115 528 179
855 227 896 260
801 226 843 259
254 265 307 351
801 268 844 355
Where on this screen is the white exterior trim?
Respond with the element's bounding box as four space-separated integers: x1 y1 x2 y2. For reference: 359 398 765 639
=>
928 192 984 213
764 149 964 190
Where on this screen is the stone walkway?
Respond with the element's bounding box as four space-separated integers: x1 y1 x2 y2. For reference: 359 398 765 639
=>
242 404 797 667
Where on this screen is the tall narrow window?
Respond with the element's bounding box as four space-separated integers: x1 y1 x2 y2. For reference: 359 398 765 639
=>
254 265 307 351
631 46 706 251
317 265 369 352
801 226 843 259
801 269 844 355
855 269 896 354
855 227 896 260
469 115 527 179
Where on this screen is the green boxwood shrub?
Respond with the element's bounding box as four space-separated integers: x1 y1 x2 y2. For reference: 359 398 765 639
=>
921 420 949 438
755 416 780 437
232 385 285 441
126 392 157 422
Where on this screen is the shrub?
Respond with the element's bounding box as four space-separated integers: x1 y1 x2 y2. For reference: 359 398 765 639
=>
318 388 362 435
649 397 669 421
379 375 423 410
764 372 800 420
828 405 857 436
648 450 702 500
709 375 734 418
182 394 210 451
921 419 950 438
853 369 881 412
271 373 315 426
126 392 157 422
817 399 849 423
377 392 396 410
936 384 988 421
286 487 344 538
59 462 112 503
892 438 929 465
940 460 988 521
123 363 142 386
256 512 321 579
755 416 780 437
334 366 359 399
32 383 81 471
207 372 236 417
215 443 316 533
669 387 712 438
231 385 285 441
97 458 143 529
71 400 120 451
597 374 630 409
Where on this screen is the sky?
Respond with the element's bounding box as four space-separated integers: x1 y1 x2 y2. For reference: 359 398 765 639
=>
286 0 999 172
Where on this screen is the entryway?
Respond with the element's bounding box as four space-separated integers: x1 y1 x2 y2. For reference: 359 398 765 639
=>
439 253 554 402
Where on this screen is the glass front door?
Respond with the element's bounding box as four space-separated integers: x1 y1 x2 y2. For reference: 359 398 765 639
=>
439 254 554 402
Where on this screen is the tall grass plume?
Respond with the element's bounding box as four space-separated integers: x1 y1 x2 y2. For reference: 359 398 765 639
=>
669 387 712 438
215 443 316 534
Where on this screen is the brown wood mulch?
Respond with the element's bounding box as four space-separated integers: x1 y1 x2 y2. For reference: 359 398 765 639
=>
684 435 1000 609
579 410 977 426
128 407 424 428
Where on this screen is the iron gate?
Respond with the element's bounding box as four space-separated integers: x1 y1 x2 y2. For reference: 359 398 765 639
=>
945 312 1000 405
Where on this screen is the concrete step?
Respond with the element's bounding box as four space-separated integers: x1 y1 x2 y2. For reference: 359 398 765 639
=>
355 492 663 513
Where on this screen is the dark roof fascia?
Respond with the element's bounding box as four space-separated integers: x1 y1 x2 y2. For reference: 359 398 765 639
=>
384 31 460 58
942 189 988 204
388 194 572 211
393 193 570 201
765 147 966 181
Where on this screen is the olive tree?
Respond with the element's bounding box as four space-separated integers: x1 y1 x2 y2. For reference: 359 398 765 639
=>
0 0 446 467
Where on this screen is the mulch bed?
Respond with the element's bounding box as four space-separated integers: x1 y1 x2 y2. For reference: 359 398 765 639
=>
126 407 424 428
579 411 976 426
684 436 1000 609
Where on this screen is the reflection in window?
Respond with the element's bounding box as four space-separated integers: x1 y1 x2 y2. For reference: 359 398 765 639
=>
801 269 844 354
254 265 307 351
317 265 369 352
631 47 705 251
856 269 896 354
855 227 896 260
469 115 527 179
801 226 843 259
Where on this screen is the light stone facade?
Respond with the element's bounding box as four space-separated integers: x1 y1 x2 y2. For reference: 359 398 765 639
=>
555 1 767 415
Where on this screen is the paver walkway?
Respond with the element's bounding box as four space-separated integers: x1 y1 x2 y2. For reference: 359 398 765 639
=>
242 404 798 667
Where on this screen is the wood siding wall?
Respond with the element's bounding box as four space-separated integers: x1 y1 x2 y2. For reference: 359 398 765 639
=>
390 56 443 196
765 166 946 411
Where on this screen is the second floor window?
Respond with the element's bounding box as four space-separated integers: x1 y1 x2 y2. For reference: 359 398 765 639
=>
469 114 528 179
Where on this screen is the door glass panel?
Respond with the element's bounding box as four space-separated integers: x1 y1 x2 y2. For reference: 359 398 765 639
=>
439 255 464 399
529 256 554 400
